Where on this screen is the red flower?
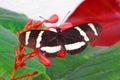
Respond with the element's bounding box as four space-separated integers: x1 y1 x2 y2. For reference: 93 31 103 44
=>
66 0 120 47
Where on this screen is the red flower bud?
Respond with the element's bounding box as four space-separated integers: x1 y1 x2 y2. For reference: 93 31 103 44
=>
57 50 66 58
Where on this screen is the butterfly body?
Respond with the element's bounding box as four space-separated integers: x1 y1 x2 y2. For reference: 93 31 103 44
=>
19 23 102 57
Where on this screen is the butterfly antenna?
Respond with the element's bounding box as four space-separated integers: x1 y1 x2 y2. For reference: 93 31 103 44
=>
60 11 70 25
39 16 47 20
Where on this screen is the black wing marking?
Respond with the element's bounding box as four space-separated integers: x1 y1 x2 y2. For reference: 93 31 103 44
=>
62 23 102 55
19 30 61 57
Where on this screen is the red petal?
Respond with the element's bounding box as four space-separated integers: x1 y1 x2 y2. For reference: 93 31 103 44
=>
59 22 73 31
33 21 42 28
66 0 120 46
25 19 32 27
45 14 59 23
37 52 51 66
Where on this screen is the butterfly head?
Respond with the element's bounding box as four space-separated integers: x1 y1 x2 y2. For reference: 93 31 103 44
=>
56 27 61 32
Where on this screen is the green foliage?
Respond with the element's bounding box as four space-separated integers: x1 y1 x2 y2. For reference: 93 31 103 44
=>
47 44 120 80
0 8 28 33
0 8 120 80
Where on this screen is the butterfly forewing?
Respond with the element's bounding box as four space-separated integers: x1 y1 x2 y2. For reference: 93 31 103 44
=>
19 30 61 57
76 23 102 42
19 30 42 48
62 23 102 55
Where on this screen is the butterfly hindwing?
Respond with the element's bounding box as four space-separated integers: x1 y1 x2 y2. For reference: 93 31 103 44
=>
39 31 61 57
62 26 87 55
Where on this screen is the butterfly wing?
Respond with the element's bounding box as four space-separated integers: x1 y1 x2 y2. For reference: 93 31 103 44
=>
19 23 102 56
62 23 102 55
19 30 61 57
39 30 61 57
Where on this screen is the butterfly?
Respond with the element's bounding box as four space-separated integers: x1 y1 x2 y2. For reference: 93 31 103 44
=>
19 22 102 57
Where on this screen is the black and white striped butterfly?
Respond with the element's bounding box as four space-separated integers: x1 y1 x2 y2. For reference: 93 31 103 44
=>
19 23 102 57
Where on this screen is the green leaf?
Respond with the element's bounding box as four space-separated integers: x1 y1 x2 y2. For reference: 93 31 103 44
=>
47 43 120 80
0 26 50 80
0 8 28 33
